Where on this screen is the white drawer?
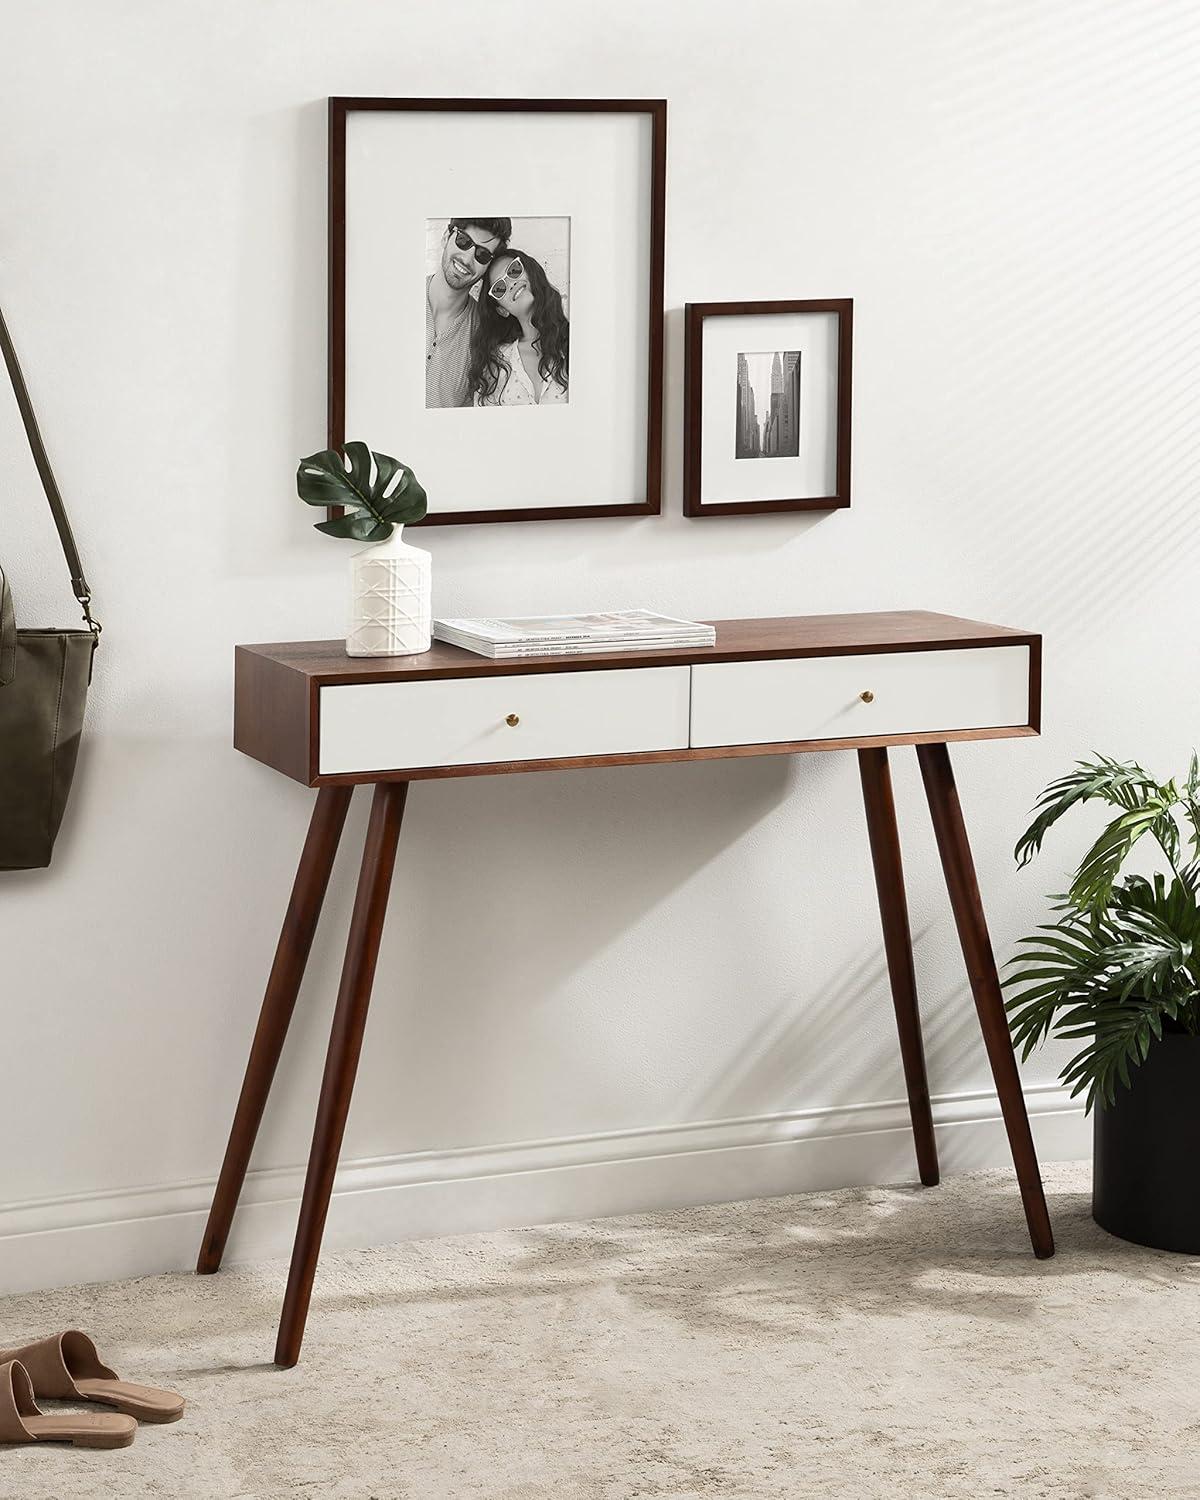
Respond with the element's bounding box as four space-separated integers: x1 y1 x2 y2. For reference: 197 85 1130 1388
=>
690 645 1031 748
319 665 691 775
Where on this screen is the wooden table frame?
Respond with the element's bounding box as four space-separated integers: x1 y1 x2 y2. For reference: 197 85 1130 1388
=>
197 616 1054 1366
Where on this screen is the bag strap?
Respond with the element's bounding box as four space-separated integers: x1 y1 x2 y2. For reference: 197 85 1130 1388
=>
0 566 14 686
0 302 100 640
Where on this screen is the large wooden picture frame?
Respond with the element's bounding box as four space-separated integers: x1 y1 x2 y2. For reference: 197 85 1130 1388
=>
683 299 853 517
328 97 667 526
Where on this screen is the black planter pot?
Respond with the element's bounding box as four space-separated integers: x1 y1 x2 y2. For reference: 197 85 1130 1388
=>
1093 1028 1200 1252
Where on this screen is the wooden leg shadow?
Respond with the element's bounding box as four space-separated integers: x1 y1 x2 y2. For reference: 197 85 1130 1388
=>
197 786 354 1276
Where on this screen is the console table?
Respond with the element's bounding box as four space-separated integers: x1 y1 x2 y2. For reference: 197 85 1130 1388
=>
197 611 1053 1367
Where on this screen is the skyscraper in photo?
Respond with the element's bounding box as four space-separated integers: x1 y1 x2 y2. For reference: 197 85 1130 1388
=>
736 353 761 458
779 350 800 457
764 351 784 456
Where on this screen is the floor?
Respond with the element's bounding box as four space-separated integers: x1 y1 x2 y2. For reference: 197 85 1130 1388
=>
0 1161 1196 1499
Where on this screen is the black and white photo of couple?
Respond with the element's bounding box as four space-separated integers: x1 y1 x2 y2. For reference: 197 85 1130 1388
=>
425 216 570 409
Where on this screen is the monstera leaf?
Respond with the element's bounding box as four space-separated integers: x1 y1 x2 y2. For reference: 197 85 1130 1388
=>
296 442 427 541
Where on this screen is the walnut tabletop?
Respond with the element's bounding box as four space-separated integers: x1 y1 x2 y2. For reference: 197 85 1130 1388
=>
238 610 1038 683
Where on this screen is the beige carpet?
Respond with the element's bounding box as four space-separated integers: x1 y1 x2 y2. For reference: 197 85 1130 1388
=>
0 1162 1196 1499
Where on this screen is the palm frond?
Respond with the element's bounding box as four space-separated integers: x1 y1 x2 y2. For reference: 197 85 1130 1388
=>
1068 786 1181 910
1057 995 1178 1112
1184 752 1200 859
1014 755 1164 868
1004 865 1200 1112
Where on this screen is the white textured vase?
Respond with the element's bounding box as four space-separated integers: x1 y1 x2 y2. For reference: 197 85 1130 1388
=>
345 526 432 657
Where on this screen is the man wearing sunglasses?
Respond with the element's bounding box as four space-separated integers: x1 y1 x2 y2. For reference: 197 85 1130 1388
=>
426 217 512 408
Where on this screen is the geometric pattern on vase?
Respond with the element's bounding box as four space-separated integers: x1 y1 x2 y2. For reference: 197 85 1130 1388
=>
347 539 432 657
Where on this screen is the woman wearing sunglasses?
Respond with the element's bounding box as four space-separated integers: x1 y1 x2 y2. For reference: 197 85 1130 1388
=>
468 249 570 406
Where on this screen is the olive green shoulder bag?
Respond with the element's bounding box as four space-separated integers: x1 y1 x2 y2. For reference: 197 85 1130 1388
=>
0 302 100 870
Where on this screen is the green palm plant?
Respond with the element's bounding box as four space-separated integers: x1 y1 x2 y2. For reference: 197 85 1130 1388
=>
1006 753 1200 1112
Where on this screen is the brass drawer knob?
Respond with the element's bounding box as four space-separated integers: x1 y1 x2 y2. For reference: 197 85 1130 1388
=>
505 713 520 727
860 690 875 704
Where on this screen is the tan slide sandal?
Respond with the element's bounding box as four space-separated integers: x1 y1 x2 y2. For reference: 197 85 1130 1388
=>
0 1359 135 1449
0 1331 184 1424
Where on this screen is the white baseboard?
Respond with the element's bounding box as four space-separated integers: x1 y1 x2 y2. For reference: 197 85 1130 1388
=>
0 1085 1087 1296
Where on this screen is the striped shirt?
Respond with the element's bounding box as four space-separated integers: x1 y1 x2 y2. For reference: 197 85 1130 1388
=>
425 277 479 409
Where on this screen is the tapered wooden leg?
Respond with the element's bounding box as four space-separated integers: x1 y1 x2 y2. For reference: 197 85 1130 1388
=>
858 748 940 1187
917 742 1055 1258
197 786 354 1275
275 781 409 1367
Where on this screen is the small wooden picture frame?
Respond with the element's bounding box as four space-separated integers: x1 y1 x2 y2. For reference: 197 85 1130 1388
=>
683 299 853 517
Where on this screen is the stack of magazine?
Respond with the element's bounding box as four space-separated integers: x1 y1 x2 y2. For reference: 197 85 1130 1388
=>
433 609 717 660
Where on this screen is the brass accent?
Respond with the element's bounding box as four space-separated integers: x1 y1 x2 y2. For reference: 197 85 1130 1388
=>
505 713 520 727
860 690 875 703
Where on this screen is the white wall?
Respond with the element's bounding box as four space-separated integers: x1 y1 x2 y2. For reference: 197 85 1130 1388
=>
2 0 1195 1294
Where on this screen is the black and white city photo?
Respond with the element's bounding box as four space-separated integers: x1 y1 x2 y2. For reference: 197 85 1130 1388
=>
425 216 570 409
735 350 801 459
